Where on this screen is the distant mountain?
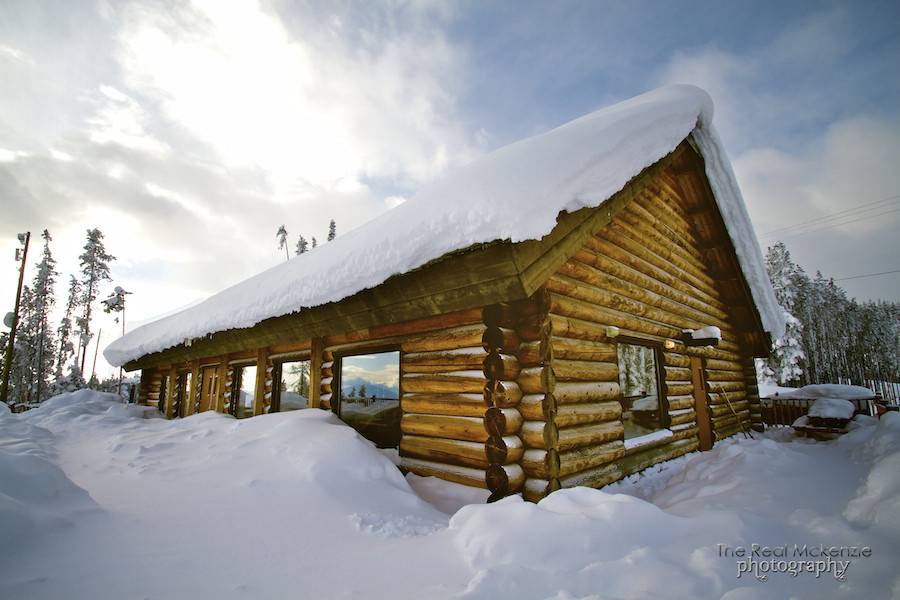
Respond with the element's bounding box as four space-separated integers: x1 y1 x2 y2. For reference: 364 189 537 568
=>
340 376 398 399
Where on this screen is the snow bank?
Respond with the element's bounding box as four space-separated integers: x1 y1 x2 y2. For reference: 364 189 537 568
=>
776 384 875 400
843 413 900 535
105 84 783 367
808 398 856 420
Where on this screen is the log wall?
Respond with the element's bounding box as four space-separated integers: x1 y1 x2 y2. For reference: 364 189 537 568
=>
521 169 756 501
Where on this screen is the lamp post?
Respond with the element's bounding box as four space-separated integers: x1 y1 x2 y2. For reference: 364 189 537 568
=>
0 232 31 405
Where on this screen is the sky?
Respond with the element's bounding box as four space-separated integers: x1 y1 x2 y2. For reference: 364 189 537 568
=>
1 0 898 380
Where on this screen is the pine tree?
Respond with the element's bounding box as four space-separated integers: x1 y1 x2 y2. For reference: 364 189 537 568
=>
327 219 336 242
76 229 115 376
763 242 806 385
28 230 58 402
311 237 317 249
276 225 289 260
295 235 309 255
56 275 81 381
358 383 367 399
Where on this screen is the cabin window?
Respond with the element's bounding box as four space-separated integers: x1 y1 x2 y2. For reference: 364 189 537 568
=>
270 359 311 412
616 342 667 439
230 365 257 419
174 372 190 418
336 350 400 449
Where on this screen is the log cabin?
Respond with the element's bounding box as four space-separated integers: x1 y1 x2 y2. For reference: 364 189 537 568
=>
105 85 785 502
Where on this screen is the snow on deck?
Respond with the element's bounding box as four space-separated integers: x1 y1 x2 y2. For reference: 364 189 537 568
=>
105 84 784 367
2 391 899 599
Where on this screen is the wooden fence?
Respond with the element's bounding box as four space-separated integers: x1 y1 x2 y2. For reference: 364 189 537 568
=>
760 397 877 427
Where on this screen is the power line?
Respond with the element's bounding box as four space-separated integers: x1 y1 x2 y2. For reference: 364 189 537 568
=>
760 195 900 238
764 206 900 241
833 269 900 282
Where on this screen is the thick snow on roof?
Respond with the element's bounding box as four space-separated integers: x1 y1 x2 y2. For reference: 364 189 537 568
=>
105 84 784 367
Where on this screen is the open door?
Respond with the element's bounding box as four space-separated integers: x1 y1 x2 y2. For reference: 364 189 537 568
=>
690 356 714 451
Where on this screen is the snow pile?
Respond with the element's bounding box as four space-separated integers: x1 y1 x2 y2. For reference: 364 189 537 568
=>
688 325 723 341
776 384 875 400
105 84 784 367
808 398 856 420
3 391 898 599
843 413 900 535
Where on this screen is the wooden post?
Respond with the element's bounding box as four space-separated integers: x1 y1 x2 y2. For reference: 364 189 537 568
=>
690 356 713 451
215 356 228 413
186 360 200 416
165 366 178 419
309 338 323 409
252 348 269 416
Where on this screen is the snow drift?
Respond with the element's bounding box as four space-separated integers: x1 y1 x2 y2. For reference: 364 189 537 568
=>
2 391 899 599
105 84 784 367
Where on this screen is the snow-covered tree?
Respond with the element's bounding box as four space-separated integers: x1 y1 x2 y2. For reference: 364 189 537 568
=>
327 219 336 242
295 235 309 255
56 275 81 381
276 225 289 260
76 229 115 375
27 230 58 402
763 242 805 385
311 237 317 249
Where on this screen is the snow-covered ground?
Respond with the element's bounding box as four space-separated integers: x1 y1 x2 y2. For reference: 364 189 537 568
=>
2 391 898 599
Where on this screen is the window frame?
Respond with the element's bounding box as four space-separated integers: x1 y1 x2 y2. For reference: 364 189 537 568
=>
270 351 312 413
228 361 257 418
332 344 402 448
615 336 671 437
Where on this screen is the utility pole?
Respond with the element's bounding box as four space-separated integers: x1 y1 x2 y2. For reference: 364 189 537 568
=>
0 232 30 405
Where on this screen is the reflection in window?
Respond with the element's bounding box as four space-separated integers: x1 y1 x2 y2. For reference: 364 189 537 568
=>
230 365 256 419
338 351 400 449
271 360 310 412
617 343 665 439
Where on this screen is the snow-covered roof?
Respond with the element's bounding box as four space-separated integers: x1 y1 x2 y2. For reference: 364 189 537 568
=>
105 84 785 367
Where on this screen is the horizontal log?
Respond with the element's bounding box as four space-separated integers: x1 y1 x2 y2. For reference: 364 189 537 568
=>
488 380 524 408
558 441 625 477
555 401 621 428
521 449 559 479
671 425 699 442
486 463 525 495
664 366 692 381
552 359 618 383
705 358 745 372
519 394 551 421
483 407 523 436
669 408 696 426
400 457 487 489
401 349 519 377
518 367 544 394
400 435 493 469
521 420 559 449
485 434 525 465
557 421 624 452
400 414 486 442
665 383 693 396
547 336 616 362
481 327 520 353
401 325 485 353
710 400 749 417
548 292 680 339
523 478 553 503
402 372 485 394
401 393 485 417
667 394 694 410
663 352 691 368
559 462 622 490
554 382 620 404
620 438 699 477
705 369 745 382
518 340 542 367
